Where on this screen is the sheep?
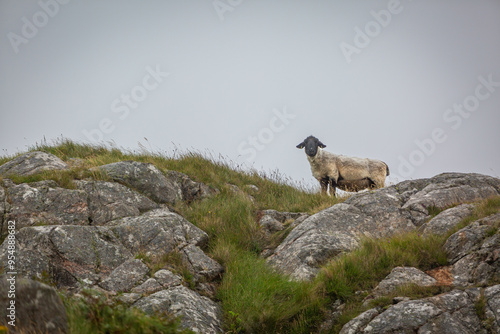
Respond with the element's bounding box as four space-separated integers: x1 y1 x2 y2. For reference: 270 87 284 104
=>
296 135 390 196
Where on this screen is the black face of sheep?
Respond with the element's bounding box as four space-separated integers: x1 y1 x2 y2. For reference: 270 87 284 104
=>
296 135 326 157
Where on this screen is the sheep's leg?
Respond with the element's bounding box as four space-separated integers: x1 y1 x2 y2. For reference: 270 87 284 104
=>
328 178 337 197
320 178 329 194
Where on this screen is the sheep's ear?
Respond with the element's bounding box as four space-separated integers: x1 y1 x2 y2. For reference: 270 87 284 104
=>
296 142 305 149
318 141 326 148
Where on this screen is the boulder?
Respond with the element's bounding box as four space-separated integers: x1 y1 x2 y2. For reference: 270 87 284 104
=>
5 181 89 231
401 173 499 226
76 180 158 225
259 210 310 234
166 170 218 202
421 204 476 236
0 275 68 333
131 278 163 294
339 308 381 334
98 161 182 204
109 210 208 255
343 288 489 333
109 210 222 282
0 151 68 177
259 215 285 234
99 259 149 292
445 213 500 286
153 269 183 288
133 285 223 333
484 285 500 333
371 267 437 297
268 173 500 280
179 244 224 281
0 225 132 288
116 292 142 305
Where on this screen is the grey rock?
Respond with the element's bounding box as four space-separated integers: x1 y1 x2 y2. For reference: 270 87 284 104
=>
259 215 285 233
421 204 476 236
0 225 132 288
109 211 208 255
0 275 68 333
444 214 500 286
226 183 242 195
485 285 500 333
76 180 158 225
417 311 484 334
401 173 499 226
109 211 222 281
268 203 365 280
290 214 310 229
0 151 68 177
99 259 149 292
134 285 223 333
344 288 490 333
166 170 217 202
268 173 500 280
116 292 142 305
179 244 224 281
98 161 182 204
154 269 183 288
365 300 442 333
5 181 89 231
259 210 310 235
371 267 437 297
445 222 492 264
131 278 163 294
339 308 381 334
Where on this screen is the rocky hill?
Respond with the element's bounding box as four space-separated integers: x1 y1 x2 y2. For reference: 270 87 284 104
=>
0 146 499 333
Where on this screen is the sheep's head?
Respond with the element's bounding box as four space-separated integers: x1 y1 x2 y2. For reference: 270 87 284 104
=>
296 135 326 157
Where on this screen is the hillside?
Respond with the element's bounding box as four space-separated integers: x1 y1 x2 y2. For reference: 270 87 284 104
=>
0 140 499 334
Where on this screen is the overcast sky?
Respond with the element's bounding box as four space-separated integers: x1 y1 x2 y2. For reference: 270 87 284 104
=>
1 0 499 189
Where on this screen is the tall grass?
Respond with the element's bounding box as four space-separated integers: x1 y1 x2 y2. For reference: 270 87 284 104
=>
217 246 324 333
316 232 448 301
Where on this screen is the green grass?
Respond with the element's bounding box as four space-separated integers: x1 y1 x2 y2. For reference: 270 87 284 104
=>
317 232 448 302
217 246 325 333
2 139 500 333
314 232 450 332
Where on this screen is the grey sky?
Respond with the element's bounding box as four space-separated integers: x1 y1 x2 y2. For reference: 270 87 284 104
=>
1 0 499 189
